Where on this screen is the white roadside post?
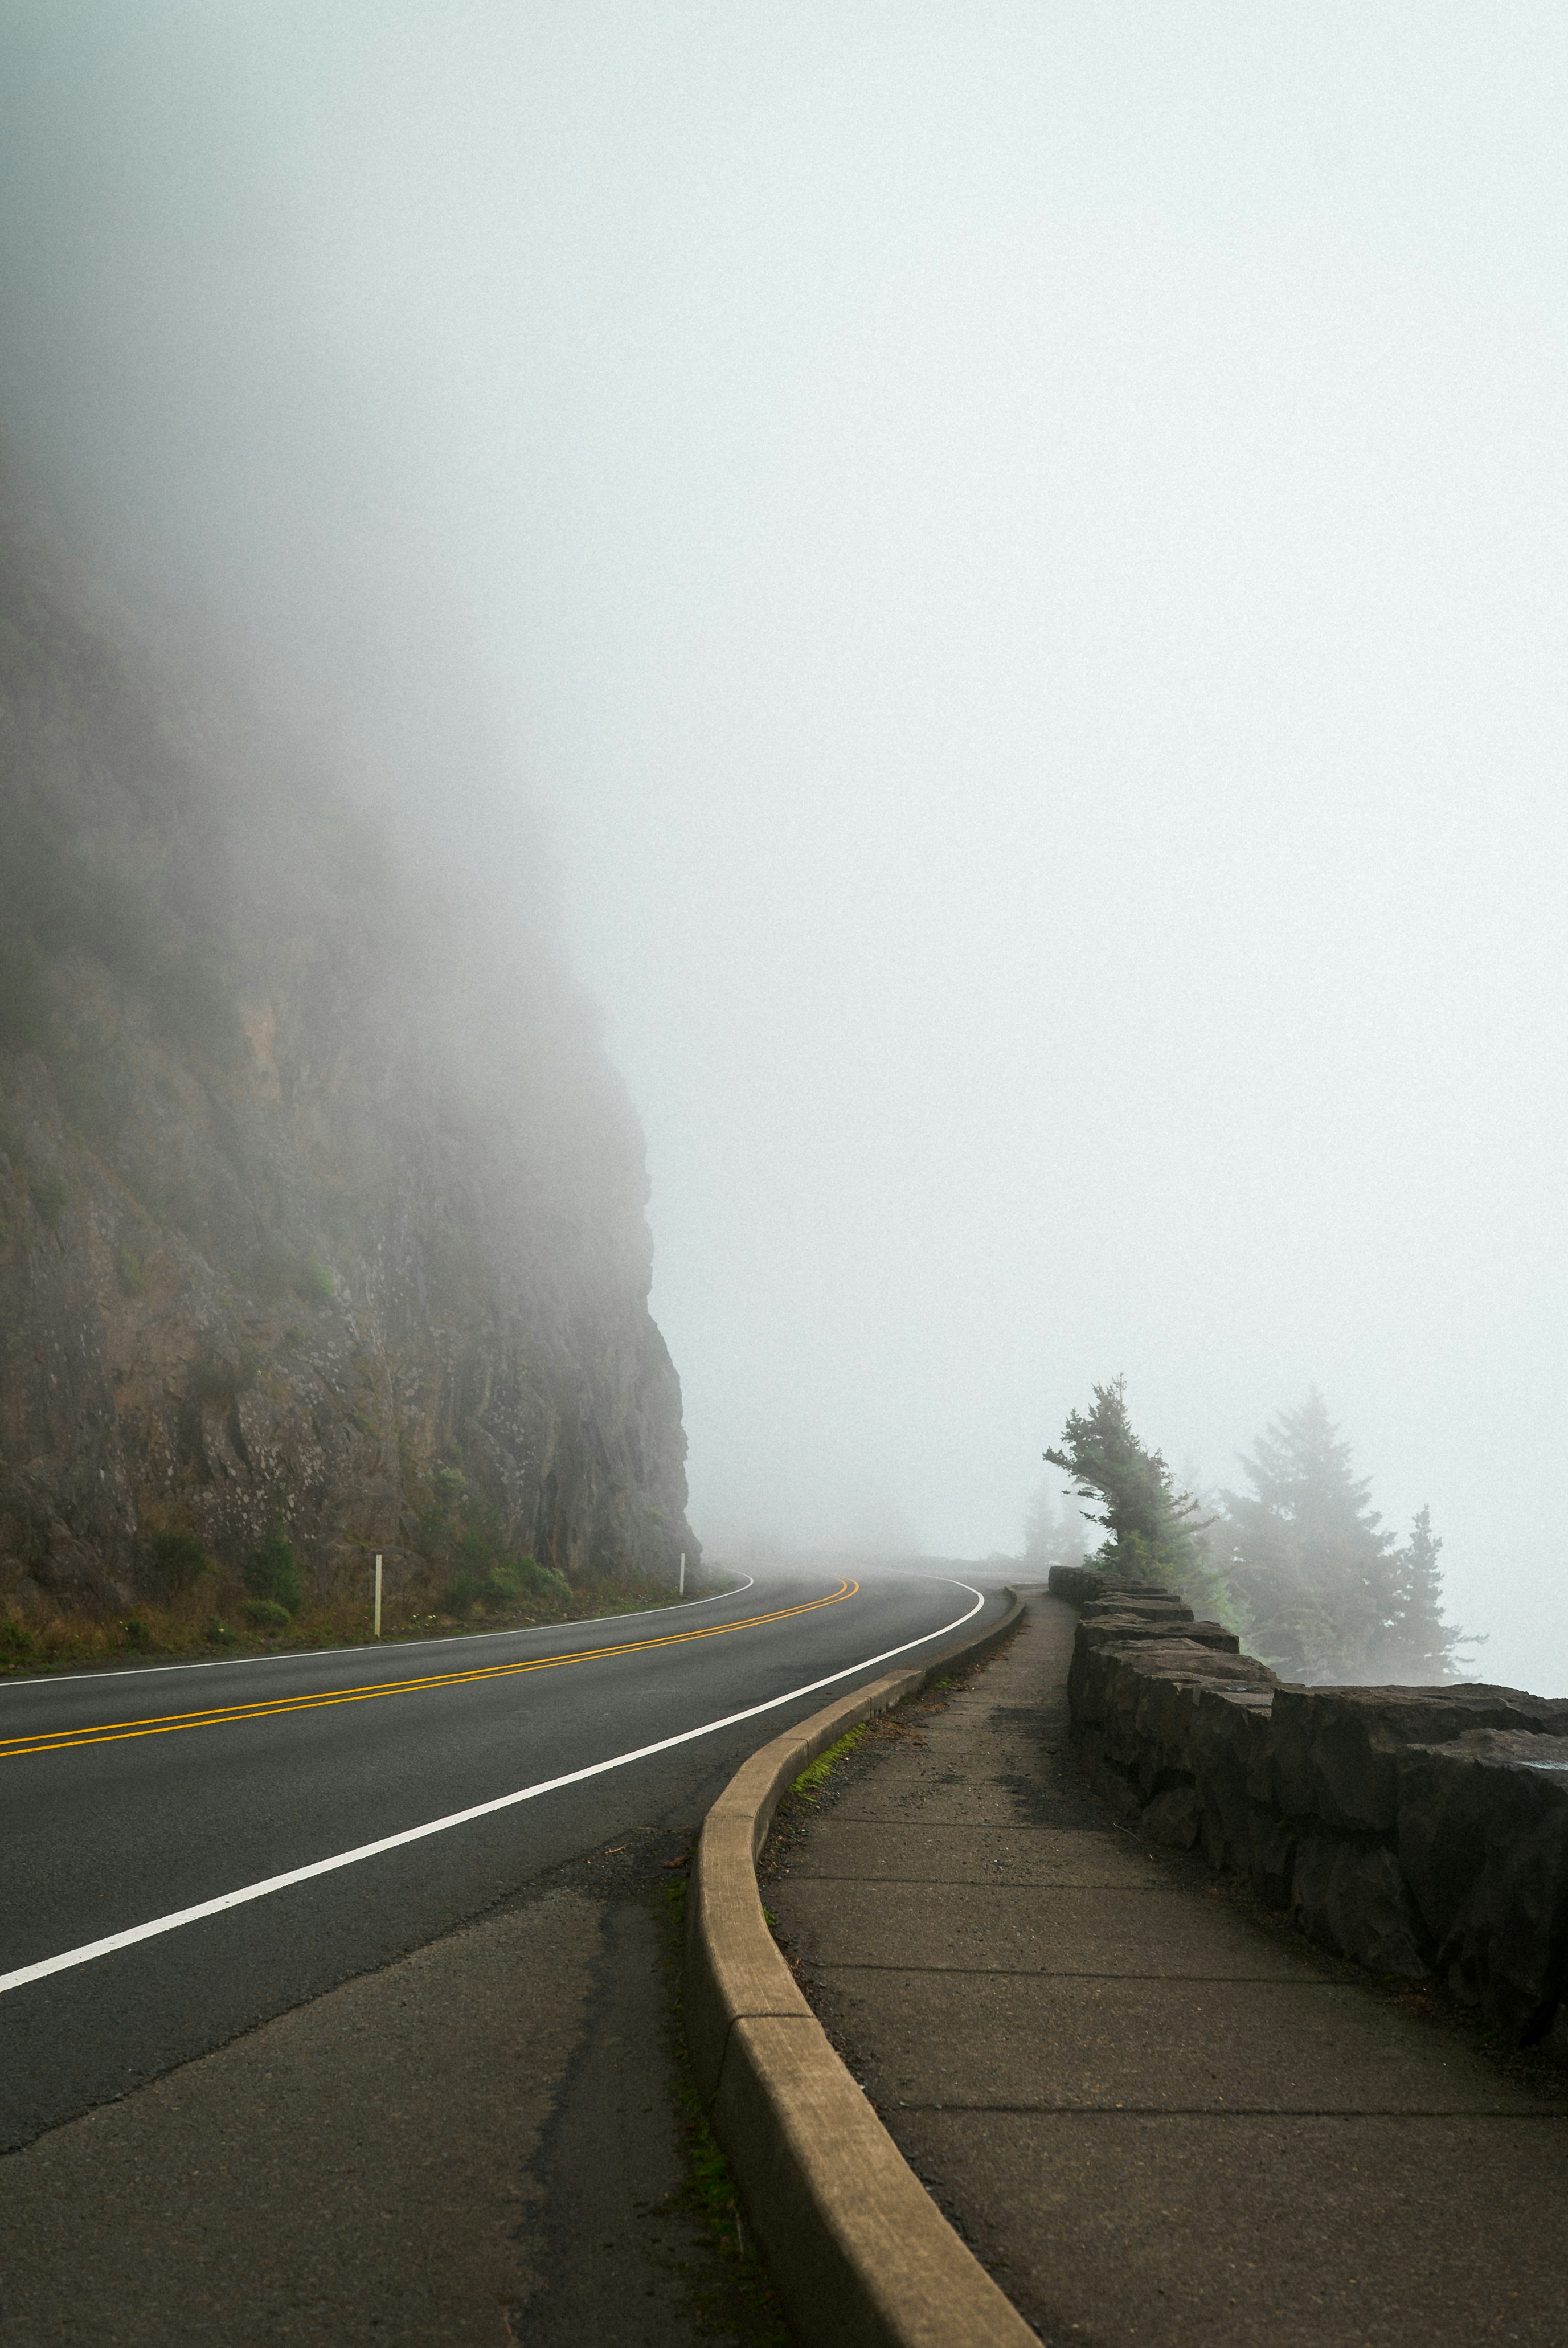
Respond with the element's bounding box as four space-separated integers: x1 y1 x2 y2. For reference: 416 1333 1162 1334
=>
374 1552 383 1639
679 1552 686 1596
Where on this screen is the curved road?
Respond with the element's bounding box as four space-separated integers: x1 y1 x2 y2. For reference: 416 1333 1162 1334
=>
1 1566 1006 2151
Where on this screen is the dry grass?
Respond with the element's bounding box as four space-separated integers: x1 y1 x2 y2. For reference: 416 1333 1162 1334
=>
0 1567 703 1678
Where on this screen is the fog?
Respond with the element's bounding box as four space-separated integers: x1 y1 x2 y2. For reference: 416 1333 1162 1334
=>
2 5 1566 1686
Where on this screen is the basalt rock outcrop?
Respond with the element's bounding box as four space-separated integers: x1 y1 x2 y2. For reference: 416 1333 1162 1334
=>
0 509 695 1621
1053 1565 1568 2046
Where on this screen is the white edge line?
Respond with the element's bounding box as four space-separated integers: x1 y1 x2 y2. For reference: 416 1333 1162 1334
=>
0 1576 759 1691
0 1583 990 1998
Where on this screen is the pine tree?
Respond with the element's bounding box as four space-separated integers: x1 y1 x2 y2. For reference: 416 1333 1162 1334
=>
1045 1378 1215 1594
1219 1392 1401 1682
1021 1478 1088 1572
1373 1505 1474 1683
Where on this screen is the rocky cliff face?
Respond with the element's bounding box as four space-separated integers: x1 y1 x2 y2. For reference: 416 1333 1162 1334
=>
0 510 695 1622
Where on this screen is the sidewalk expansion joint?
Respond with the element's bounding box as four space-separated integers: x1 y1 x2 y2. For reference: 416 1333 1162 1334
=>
819 1818 1069 1830
803 1962 1349 1982
887 2102 1567 2118
780 1874 1182 1887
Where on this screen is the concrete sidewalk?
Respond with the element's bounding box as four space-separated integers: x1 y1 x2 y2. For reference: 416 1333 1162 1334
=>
764 1593 1568 2347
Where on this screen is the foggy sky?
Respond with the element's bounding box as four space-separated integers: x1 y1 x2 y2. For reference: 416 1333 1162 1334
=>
2 5 1566 1687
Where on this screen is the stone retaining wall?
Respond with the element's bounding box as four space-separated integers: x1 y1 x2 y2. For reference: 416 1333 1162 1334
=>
1050 1565 1568 2045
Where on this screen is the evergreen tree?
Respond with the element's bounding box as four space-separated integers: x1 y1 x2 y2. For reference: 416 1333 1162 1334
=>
1021 1478 1088 1572
1373 1505 1475 1683
1219 1392 1402 1682
1045 1378 1214 1592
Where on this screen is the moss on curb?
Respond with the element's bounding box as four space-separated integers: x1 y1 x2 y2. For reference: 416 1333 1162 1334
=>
789 1721 869 1801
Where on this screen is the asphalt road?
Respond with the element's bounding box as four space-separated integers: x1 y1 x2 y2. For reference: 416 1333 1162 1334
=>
1 1566 1003 2153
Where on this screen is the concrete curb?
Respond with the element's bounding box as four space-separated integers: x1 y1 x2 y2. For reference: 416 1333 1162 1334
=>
683 1588 1035 2348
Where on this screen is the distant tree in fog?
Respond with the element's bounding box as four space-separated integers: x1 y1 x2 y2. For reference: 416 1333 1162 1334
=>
1219 1392 1390 1679
1219 1393 1469 1683
1375 1504 1476 1683
1022 1479 1088 1572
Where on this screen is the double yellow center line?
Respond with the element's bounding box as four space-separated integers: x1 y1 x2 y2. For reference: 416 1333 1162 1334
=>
0 1582 859 1762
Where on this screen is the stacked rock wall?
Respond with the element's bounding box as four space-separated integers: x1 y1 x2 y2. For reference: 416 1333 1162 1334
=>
1051 1566 1568 2046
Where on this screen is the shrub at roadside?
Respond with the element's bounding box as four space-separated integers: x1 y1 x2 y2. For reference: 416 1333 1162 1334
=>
243 1598 293 1630
243 1520 305 1617
146 1529 213 1596
443 1553 571 1618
